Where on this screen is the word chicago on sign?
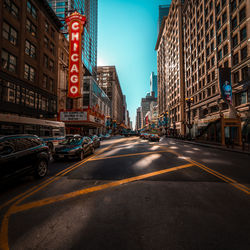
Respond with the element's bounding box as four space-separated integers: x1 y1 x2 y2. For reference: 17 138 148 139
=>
66 12 86 98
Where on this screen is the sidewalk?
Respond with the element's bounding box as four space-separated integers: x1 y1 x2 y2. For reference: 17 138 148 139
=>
168 137 250 155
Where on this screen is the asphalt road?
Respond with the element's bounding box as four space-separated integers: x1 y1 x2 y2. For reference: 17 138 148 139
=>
0 136 249 250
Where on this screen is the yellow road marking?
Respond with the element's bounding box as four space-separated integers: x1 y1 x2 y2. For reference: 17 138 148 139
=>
89 150 170 161
0 139 125 250
189 159 250 195
10 163 194 214
159 144 250 195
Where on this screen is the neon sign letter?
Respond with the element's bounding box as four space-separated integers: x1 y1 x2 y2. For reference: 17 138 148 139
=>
66 12 86 98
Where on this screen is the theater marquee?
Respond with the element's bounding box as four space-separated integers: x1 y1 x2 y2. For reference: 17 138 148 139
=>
66 12 86 98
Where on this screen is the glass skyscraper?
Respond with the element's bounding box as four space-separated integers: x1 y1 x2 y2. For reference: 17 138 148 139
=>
48 0 97 77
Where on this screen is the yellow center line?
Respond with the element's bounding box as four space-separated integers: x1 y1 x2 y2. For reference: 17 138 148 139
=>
0 139 127 250
188 159 250 195
10 163 194 214
0 143 112 211
89 150 170 161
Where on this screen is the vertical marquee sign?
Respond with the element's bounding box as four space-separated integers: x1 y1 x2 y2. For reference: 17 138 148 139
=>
66 12 86 98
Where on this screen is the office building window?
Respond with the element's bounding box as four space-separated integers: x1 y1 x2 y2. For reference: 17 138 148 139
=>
49 78 54 92
42 74 48 89
232 34 238 48
51 28 55 39
233 53 239 65
44 55 48 68
224 60 228 68
26 19 36 37
241 46 247 61
24 64 35 82
44 37 49 48
240 26 246 41
242 67 249 81
212 85 216 94
3 0 19 18
49 60 54 71
231 0 236 12
45 21 49 32
222 27 227 40
233 71 239 84
50 43 55 55
25 40 36 58
222 11 227 23
217 33 222 45
217 49 222 61
2 22 18 46
207 87 211 97
1 50 17 72
27 0 37 19
231 16 237 30
235 91 247 106
211 56 215 66
217 19 221 30
212 71 215 80
210 28 214 39
239 7 246 23
223 44 228 56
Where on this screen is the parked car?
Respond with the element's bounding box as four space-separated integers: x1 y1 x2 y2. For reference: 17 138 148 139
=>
149 134 160 142
140 133 149 139
53 136 94 161
0 134 50 183
90 135 100 148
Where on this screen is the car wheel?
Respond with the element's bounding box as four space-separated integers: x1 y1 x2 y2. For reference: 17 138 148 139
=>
79 150 84 161
35 159 48 178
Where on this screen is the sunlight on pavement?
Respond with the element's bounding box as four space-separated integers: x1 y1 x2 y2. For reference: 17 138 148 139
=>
100 148 121 157
169 146 179 149
132 154 161 169
201 158 232 165
193 148 200 151
150 146 160 150
178 155 191 160
185 150 195 154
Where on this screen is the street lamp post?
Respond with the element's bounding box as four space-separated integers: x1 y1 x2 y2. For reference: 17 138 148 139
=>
185 97 194 139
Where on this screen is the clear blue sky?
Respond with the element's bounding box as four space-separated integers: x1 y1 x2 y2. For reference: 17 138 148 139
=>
97 0 171 128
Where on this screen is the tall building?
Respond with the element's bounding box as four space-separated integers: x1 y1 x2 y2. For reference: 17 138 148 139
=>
97 66 124 125
158 5 170 32
141 92 157 127
150 72 158 97
48 0 98 77
155 0 185 135
182 0 250 140
136 107 143 130
0 0 61 120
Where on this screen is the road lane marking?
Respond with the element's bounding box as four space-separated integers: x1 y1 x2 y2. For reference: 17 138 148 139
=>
159 144 250 195
89 150 170 161
0 140 123 211
10 163 194 214
0 139 126 250
189 159 250 195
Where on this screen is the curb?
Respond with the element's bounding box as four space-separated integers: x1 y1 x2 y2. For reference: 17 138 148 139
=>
168 138 250 155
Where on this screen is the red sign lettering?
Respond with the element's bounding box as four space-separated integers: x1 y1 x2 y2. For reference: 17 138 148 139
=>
66 12 86 98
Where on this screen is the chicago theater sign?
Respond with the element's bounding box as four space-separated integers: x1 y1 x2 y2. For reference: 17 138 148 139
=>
66 12 86 98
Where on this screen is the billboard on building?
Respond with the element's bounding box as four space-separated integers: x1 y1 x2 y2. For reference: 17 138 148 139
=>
66 12 86 98
218 67 232 104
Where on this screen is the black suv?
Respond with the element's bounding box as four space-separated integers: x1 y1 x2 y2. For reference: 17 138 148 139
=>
0 135 50 183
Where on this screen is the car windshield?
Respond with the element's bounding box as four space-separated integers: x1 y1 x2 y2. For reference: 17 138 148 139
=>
60 137 82 145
